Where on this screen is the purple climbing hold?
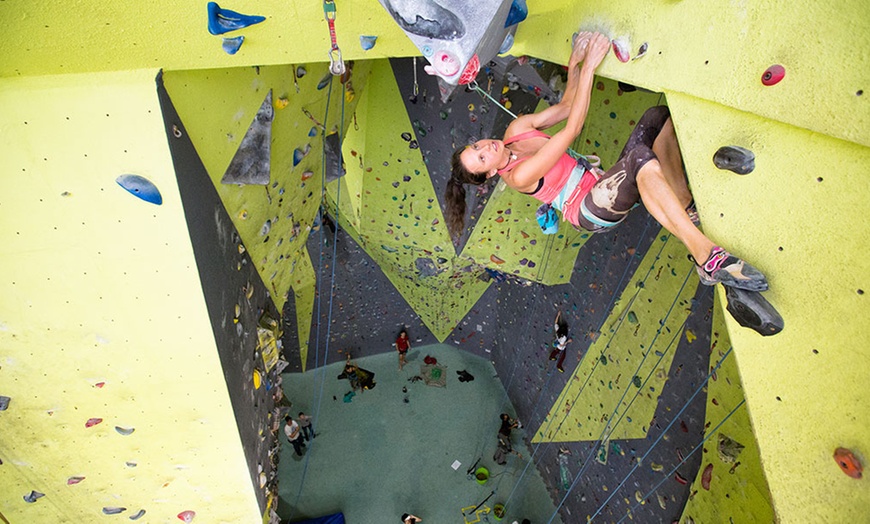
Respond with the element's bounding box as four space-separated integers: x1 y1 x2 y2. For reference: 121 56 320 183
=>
103 507 126 515
409 140 419 149
392 181 400 188
401 132 412 141
0 395 10 411
129 509 147 520
402 176 411 182
207 2 265 35
115 426 135 436
222 36 244 55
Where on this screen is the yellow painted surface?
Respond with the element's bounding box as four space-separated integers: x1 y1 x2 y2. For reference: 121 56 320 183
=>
680 298 775 523
0 0 417 77
514 0 870 147
666 93 870 523
0 71 260 522
534 232 698 442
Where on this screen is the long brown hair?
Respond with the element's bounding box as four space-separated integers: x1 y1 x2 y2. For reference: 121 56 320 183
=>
445 147 487 240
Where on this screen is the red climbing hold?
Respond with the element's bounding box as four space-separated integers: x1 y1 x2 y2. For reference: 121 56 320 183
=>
85 418 103 428
834 448 863 479
674 472 688 485
177 510 196 523
611 39 630 63
701 464 713 490
458 54 480 85
761 64 785 86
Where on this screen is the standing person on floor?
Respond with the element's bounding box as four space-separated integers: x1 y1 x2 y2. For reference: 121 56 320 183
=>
283 415 304 456
298 411 316 441
395 328 411 371
550 310 572 373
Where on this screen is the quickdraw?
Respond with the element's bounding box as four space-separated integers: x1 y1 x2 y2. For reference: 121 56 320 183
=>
323 0 345 76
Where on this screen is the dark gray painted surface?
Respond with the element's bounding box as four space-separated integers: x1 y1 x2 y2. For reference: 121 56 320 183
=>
157 72 278 515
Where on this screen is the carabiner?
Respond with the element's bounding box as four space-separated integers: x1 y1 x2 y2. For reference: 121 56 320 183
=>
329 47 345 76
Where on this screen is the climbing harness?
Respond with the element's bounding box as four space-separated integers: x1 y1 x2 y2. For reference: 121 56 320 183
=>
323 0 345 76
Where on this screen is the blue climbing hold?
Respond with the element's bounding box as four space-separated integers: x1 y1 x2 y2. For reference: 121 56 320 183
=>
222 36 244 55
116 174 162 205
359 35 378 51
207 2 265 35
504 0 528 27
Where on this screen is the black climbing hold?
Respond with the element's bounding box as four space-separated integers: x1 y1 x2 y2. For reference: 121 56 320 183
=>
724 286 784 336
409 140 419 149
713 146 755 175
401 132 412 142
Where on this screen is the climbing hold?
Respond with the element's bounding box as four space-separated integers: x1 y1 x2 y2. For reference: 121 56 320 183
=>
359 35 378 51
301 171 313 181
0 396 10 411
401 132 412 141
85 417 103 428
177 511 196 523
657 494 666 509
627 311 638 324
103 507 126 515
674 472 688 484
409 140 419 149
67 476 85 485
293 145 311 166
116 174 162 205
308 126 318 137
724 286 784 336
834 448 863 479
259 219 271 236
115 426 135 436
712 145 755 175
611 38 630 63
207 2 265 35
238 210 248 220
130 509 147 520
458 54 481 85
490 255 505 264
633 42 648 60
23 491 45 503
701 463 713 490
632 375 642 388
221 36 244 55
761 64 785 86
275 97 289 109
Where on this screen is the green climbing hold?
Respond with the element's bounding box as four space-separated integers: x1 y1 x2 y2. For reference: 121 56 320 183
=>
599 354 607 365
632 375 642 388
627 311 638 324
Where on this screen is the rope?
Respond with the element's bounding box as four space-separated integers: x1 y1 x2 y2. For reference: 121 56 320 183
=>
501 219 656 511
589 345 733 522
288 72 346 519
546 264 695 523
615 398 746 524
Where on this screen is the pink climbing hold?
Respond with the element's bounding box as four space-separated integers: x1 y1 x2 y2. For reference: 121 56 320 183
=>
458 54 481 85
67 476 85 485
177 510 196 523
85 418 103 428
611 39 630 63
701 463 713 490
761 64 785 86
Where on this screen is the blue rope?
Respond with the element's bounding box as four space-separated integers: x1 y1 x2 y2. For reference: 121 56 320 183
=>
546 262 694 523
589 345 733 521
501 219 655 511
615 398 746 524
289 73 346 518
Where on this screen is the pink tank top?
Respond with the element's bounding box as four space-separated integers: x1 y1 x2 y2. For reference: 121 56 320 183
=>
496 130 597 228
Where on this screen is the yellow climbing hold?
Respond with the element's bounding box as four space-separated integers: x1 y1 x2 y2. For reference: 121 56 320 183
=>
635 490 644 504
239 209 249 220
253 370 261 389
685 329 696 343
275 97 289 109
238 244 246 254
650 462 663 472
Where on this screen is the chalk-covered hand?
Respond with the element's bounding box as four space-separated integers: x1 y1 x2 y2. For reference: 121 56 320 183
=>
583 32 611 71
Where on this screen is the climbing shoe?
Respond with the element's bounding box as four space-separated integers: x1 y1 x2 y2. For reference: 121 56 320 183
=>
724 286 784 336
693 246 769 292
712 146 755 175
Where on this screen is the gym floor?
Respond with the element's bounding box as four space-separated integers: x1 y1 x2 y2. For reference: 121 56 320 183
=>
277 344 563 524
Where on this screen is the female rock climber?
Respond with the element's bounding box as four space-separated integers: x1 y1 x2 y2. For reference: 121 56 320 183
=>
444 31 767 292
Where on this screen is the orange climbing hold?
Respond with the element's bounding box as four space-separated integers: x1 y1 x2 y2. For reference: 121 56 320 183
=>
490 255 505 264
834 448 863 479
